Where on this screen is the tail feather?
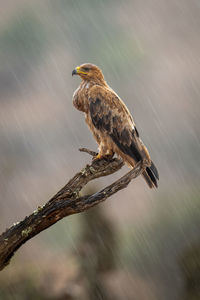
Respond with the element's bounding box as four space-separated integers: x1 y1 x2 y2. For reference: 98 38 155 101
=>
142 161 159 188
142 170 154 188
150 161 159 180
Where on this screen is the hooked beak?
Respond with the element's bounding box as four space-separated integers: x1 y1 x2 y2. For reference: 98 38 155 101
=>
72 69 77 76
72 66 88 76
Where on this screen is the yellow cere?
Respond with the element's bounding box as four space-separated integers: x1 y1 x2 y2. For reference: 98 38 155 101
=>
76 66 88 75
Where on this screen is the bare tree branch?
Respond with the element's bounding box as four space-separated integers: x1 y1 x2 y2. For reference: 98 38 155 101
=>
0 149 144 271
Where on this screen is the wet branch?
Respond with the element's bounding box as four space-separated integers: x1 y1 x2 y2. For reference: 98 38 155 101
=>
0 148 144 271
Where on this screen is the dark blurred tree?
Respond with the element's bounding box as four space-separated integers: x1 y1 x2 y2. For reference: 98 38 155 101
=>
180 243 200 300
78 198 118 300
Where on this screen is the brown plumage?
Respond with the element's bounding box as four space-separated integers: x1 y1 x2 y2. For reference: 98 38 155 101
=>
72 63 159 188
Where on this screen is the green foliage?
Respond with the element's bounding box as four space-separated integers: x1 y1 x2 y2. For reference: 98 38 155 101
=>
0 277 47 300
118 191 200 299
51 0 143 74
119 190 200 285
0 13 45 63
129 192 200 276
57 0 118 9
0 11 47 97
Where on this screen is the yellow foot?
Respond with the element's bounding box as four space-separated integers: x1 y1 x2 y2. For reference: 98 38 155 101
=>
93 152 114 161
93 153 104 161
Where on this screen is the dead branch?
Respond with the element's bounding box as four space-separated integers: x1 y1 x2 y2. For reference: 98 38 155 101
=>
0 148 144 271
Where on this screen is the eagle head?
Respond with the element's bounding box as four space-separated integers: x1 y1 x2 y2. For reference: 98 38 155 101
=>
72 63 105 82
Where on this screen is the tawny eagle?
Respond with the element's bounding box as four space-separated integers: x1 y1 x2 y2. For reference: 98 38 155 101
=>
72 63 159 188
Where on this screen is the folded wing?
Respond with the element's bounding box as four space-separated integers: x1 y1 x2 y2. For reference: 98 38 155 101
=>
88 86 159 188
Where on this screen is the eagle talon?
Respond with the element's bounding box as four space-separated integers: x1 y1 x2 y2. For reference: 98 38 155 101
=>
92 153 103 161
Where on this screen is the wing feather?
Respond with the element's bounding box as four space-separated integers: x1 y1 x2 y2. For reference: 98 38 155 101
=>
88 85 159 188
88 86 143 163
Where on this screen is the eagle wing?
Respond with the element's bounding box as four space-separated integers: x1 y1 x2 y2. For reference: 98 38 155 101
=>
88 85 159 188
88 85 143 163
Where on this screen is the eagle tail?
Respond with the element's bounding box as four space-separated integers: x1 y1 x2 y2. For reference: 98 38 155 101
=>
142 161 159 188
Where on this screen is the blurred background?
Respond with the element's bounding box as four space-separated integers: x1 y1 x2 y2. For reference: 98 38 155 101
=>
0 0 200 299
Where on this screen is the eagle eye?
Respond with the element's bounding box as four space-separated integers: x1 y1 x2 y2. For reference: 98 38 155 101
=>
82 67 90 72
